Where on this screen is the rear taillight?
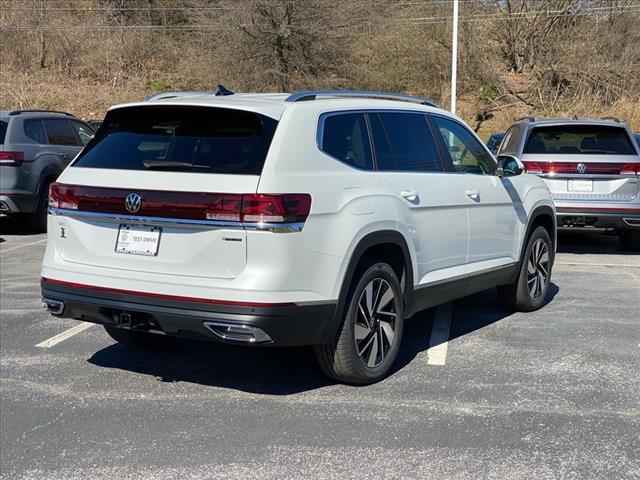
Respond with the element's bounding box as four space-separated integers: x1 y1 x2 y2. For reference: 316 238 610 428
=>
0 151 24 166
523 161 640 176
241 194 311 223
523 161 544 174
204 194 243 222
48 184 312 225
49 183 79 210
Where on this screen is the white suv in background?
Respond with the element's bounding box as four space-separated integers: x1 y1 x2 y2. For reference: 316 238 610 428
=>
41 90 556 384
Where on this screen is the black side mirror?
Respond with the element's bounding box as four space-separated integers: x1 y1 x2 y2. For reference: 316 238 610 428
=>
497 155 524 177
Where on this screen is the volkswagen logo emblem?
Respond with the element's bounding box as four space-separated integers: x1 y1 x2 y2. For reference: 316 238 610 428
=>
124 193 142 214
576 163 587 174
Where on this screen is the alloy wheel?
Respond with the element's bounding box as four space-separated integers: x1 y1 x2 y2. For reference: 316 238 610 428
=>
527 238 550 299
354 278 398 368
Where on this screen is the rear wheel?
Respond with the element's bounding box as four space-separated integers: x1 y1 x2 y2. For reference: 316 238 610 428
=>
500 226 553 312
104 326 175 350
621 230 640 252
26 180 51 232
314 262 404 385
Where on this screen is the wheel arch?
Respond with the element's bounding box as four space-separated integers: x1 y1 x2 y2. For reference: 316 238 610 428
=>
521 204 556 263
323 230 415 343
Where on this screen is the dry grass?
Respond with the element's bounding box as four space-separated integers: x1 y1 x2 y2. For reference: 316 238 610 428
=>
1 0 639 137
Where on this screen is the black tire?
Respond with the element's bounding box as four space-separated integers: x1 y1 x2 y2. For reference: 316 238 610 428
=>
499 226 553 312
26 180 51 233
104 326 176 350
314 262 404 385
621 230 640 252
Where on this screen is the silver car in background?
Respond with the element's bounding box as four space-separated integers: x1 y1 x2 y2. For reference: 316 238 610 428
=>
0 110 94 231
498 118 640 250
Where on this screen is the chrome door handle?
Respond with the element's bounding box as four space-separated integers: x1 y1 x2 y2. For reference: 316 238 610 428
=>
400 190 419 204
465 190 480 201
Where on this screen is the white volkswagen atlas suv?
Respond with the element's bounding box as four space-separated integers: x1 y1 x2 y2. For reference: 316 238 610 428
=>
41 89 556 384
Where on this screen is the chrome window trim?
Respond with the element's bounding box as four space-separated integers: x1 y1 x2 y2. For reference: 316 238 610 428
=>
49 207 305 233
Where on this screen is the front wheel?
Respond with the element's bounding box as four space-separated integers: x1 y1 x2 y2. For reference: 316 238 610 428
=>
500 226 553 312
314 262 404 385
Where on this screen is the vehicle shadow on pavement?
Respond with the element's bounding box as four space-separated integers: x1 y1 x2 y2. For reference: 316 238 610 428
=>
393 283 559 375
557 229 629 255
88 284 559 394
88 341 334 395
0 216 40 237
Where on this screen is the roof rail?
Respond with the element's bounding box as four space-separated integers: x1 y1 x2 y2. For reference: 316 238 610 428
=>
515 116 537 122
286 90 438 107
9 109 74 117
145 84 235 102
600 116 623 123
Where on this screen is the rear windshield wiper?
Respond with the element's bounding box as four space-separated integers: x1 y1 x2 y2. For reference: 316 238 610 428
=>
143 160 209 170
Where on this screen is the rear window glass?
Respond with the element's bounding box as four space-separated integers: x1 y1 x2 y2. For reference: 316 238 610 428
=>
73 106 278 175
524 125 636 155
320 113 373 170
0 120 7 144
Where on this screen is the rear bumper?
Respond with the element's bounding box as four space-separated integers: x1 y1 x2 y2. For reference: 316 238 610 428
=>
0 193 37 214
556 207 640 229
41 278 339 346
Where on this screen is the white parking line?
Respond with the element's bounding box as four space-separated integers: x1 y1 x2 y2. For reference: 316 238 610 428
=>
35 322 95 349
0 238 47 255
556 261 640 268
426 303 452 366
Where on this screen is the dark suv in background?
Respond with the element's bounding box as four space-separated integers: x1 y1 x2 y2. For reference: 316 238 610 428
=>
0 110 94 231
498 118 640 250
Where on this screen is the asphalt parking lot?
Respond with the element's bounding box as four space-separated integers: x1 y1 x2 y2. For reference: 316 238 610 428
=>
1 223 639 480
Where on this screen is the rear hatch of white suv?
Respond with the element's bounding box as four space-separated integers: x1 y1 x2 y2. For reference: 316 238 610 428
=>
521 123 640 215
47 104 280 281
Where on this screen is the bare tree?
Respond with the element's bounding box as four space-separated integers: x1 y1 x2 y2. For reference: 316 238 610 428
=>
492 0 581 73
236 0 340 91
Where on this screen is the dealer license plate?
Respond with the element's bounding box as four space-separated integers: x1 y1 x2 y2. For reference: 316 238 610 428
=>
115 224 161 256
568 179 593 193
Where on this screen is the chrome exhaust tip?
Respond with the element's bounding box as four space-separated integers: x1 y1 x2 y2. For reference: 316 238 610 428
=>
42 298 64 315
203 321 272 344
623 218 640 227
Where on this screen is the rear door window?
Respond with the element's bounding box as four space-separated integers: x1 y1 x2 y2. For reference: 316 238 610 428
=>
524 125 636 155
369 112 442 172
43 119 80 146
74 106 278 175
319 113 373 170
24 119 47 144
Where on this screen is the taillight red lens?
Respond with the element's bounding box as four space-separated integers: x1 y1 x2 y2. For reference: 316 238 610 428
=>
48 184 312 225
241 194 311 223
523 161 544 174
621 163 640 175
49 183 79 210
0 151 24 166
205 194 242 222
523 161 640 176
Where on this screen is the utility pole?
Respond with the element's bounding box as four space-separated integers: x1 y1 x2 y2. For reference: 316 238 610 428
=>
450 0 459 114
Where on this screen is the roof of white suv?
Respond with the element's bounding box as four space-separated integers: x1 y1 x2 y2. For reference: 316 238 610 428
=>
109 91 446 121
513 117 627 128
